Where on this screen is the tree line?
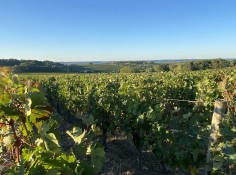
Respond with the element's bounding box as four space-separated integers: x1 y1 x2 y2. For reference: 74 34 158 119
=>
0 58 235 73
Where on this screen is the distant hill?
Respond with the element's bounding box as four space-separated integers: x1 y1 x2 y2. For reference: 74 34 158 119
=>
60 59 199 65
60 61 111 65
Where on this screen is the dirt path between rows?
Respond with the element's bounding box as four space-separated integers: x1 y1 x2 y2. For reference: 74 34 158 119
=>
100 138 190 175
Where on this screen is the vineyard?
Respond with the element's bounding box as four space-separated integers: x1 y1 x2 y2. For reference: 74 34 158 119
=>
1 67 236 174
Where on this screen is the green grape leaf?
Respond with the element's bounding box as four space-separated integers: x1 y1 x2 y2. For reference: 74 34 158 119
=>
91 146 105 174
66 129 85 145
47 169 60 175
72 144 87 158
76 114 94 125
46 133 60 146
1 104 19 116
0 91 11 104
61 154 76 163
30 90 47 108
213 155 224 170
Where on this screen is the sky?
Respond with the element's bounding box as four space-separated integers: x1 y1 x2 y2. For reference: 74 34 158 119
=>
0 0 236 62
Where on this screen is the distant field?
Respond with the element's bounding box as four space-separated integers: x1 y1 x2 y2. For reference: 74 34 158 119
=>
75 64 121 73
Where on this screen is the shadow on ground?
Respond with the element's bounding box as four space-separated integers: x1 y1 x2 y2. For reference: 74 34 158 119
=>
100 139 190 175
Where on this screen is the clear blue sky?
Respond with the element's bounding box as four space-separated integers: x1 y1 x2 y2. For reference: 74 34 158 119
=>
0 0 235 62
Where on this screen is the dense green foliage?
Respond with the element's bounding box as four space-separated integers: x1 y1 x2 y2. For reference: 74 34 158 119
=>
0 59 66 72
119 66 137 73
23 67 236 174
0 68 105 175
1 58 236 73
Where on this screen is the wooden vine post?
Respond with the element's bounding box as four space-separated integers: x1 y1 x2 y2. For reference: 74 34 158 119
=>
205 100 227 175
